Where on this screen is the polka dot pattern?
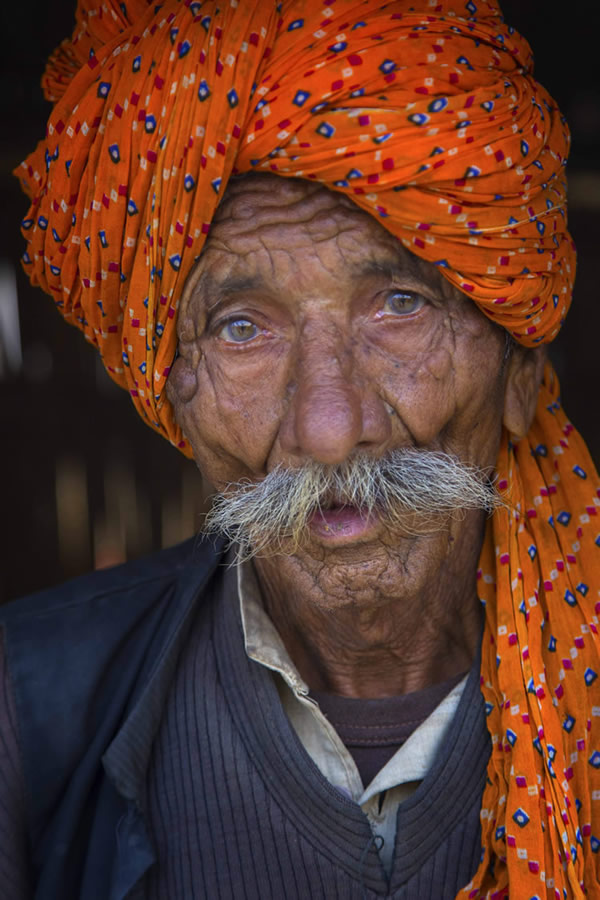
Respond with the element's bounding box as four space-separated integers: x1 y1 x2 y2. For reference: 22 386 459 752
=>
475 366 600 898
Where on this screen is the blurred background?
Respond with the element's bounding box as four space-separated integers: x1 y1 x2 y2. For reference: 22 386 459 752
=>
0 2 598 602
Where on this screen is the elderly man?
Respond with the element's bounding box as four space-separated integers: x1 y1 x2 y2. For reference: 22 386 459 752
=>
2 1 599 898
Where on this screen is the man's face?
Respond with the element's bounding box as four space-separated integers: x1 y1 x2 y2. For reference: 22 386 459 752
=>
168 175 524 607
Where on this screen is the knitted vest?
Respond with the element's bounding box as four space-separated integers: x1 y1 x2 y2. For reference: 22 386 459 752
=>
143 570 490 899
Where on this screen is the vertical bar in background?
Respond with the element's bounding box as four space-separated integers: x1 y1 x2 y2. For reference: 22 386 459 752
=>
181 464 207 538
161 463 206 549
161 492 183 550
0 260 22 378
95 448 154 569
94 456 126 571
55 455 91 575
94 455 130 570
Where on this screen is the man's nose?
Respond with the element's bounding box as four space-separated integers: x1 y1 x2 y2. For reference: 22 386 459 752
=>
278 325 392 465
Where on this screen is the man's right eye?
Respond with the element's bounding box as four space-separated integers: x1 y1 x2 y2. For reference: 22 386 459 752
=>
218 319 259 343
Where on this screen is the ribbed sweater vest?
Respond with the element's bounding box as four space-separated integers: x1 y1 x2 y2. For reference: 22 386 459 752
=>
144 574 491 899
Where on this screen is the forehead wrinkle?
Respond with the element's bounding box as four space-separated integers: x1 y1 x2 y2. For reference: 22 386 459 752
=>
200 212 368 297
196 178 456 306
213 209 367 254
213 176 447 293
215 176 359 228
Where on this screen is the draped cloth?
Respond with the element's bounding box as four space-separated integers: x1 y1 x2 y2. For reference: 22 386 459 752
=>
15 1 600 897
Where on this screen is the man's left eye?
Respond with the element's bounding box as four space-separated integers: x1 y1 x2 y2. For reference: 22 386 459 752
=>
380 291 426 316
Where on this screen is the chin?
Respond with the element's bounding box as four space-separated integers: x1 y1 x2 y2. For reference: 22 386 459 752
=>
256 530 448 612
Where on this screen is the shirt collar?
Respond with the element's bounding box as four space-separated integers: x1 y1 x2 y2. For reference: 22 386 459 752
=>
236 554 469 801
238 554 311 698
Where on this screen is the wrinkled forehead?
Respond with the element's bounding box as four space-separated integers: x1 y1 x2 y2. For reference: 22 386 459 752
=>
198 172 450 291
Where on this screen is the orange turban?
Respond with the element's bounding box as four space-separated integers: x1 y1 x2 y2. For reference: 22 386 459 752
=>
17 0 574 452
15 1 600 898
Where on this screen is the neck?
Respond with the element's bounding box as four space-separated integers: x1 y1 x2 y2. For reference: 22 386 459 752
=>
253 515 486 698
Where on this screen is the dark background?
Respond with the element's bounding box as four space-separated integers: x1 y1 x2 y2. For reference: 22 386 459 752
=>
1 2 598 603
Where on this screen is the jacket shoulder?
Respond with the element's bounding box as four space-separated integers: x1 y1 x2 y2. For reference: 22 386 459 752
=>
0 534 224 624
0 533 226 874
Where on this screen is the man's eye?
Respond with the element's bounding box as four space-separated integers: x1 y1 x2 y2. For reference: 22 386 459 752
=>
380 291 426 316
218 319 259 343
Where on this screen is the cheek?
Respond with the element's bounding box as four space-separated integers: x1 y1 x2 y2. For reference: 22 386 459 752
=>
382 349 457 444
373 315 506 456
454 319 506 407
371 323 458 445
179 347 290 480
440 327 507 464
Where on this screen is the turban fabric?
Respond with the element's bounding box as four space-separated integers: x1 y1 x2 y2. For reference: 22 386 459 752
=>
15 1 600 898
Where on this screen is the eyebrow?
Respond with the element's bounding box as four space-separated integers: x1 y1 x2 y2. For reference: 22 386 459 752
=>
195 272 265 299
349 255 423 282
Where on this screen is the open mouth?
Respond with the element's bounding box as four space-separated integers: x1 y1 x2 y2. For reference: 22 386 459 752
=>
308 502 378 541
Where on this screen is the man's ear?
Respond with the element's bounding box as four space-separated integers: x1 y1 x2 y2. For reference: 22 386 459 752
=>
503 344 547 439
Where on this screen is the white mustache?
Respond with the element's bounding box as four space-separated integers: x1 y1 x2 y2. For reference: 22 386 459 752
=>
204 448 505 559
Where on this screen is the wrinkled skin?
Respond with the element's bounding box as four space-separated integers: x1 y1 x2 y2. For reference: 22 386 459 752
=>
168 174 544 697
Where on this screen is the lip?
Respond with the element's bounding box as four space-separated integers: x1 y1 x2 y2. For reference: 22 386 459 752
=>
308 505 380 544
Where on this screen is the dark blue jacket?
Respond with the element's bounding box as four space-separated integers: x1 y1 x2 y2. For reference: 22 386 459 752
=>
1 536 226 900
